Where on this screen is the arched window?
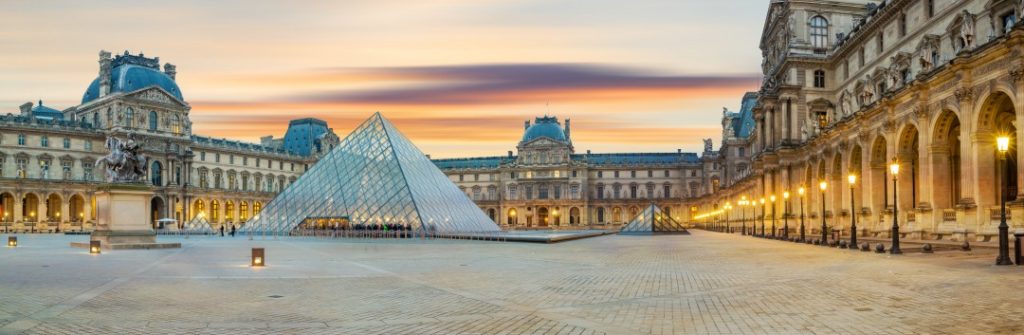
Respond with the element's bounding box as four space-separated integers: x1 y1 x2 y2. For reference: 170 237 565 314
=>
149 111 158 131
596 207 605 223
171 114 181 134
92 113 99 127
813 70 826 88
151 161 162 186
809 16 829 48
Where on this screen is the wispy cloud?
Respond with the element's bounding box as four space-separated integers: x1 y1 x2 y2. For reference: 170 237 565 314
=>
264 64 758 106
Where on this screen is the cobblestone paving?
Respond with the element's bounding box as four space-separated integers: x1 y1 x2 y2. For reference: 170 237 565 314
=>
1 231 1023 334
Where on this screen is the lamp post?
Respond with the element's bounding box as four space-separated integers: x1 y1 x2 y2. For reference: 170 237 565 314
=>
848 174 858 249
890 161 903 255
724 202 732 233
996 136 1013 265
759 197 766 237
783 191 790 240
798 187 806 242
769 195 777 238
739 196 749 236
819 181 828 244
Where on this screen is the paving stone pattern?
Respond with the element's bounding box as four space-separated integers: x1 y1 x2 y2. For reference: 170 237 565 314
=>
1 231 1023 334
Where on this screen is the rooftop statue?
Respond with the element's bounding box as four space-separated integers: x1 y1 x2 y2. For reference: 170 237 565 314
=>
96 133 148 183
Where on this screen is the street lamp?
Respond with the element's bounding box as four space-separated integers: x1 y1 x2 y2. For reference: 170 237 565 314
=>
848 174 858 249
996 136 1012 265
759 197 766 237
889 161 903 254
798 187 806 242
769 195 777 238
783 191 790 240
739 196 749 236
819 181 828 245
724 202 732 233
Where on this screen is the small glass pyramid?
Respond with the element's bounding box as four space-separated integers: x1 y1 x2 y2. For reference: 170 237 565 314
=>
182 214 214 235
619 203 689 234
242 112 500 234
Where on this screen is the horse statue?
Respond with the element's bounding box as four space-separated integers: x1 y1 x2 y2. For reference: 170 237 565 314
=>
95 133 148 183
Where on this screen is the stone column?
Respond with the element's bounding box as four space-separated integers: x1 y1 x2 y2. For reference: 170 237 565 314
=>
13 193 23 223
41 196 49 223
84 193 93 225
60 196 70 227
971 132 996 232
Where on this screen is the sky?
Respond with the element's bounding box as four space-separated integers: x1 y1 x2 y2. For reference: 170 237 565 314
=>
0 0 768 158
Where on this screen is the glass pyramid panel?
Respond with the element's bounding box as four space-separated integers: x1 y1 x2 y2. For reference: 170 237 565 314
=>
620 204 689 234
243 113 499 234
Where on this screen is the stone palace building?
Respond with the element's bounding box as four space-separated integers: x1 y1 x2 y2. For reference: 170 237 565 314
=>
692 0 1024 242
0 51 340 232
432 115 733 229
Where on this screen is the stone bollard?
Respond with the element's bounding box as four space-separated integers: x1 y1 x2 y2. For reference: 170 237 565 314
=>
922 243 933 253
961 240 971 251
861 242 870 252
839 240 848 249
875 243 886 253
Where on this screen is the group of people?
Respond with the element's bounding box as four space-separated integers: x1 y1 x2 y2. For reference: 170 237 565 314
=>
218 224 236 237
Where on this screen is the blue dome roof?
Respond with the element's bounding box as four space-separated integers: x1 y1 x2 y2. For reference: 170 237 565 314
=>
82 64 183 104
521 116 567 143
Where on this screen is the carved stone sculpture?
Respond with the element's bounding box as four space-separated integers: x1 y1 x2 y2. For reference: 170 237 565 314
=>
960 10 975 49
703 139 713 153
95 133 148 183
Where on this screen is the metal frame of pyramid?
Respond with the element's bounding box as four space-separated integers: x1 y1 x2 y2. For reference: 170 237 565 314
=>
619 203 689 235
241 112 500 235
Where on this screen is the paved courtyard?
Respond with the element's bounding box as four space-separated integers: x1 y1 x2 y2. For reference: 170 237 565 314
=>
1 231 1022 335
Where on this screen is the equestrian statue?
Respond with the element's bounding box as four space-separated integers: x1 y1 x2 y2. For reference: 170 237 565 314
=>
95 133 148 183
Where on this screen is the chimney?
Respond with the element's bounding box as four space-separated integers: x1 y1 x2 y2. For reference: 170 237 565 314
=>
164 63 177 80
19 102 33 116
524 120 530 131
586 149 591 155
564 118 571 139
507 150 513 158
98 50 112 97
677 149 682 154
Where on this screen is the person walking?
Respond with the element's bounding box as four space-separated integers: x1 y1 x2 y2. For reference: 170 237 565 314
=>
220 225 225 237
230 225 236 237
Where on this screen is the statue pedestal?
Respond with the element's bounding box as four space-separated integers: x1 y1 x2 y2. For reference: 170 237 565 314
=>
72 184 180 250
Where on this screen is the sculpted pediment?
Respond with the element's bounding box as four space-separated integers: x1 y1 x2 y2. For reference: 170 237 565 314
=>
126 87 187 107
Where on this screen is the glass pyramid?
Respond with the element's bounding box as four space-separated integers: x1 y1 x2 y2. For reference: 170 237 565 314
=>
182 214 214 235
619 204 689 234
242 112 500 234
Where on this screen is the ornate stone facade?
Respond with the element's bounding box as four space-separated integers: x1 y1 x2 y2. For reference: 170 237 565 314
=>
433 116 719 229
693 0 1024 242
0 51 339 232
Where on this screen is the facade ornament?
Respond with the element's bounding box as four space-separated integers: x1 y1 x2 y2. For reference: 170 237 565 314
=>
918 37 936 71
913 106 929 121
954 87 975 102
883 119 896 133
95 133 148 183
1010 67 1024 84
960 10 976 50
703 138 713 153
